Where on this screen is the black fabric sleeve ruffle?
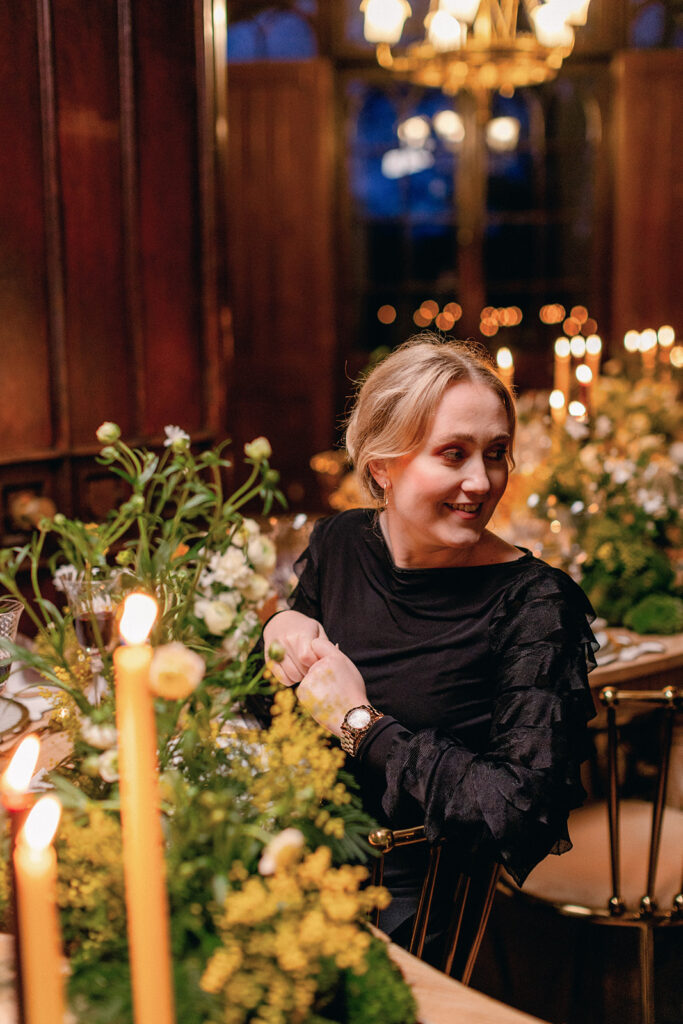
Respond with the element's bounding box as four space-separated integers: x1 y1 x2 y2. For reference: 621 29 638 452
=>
359 569 598 887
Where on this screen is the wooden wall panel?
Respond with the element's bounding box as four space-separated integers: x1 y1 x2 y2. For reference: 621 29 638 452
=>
0 0 228 547
612 50 683 339
133 0 204 436
0 2 53 455
52 0 134 444
227 61 337 509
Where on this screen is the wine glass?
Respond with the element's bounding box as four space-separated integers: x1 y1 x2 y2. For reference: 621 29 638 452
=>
61 570 121 704
0 598 23 692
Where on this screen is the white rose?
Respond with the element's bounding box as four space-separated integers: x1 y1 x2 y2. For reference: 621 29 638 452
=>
244 436 272 462
96 421 121 444
247 536 277 573
240 573 271 605
210 547 251 587
201 599 237 635
163 425 190 452
98 749 119 783
80 719 118 751
258 828 305 875
232 518 260 547
149 642 205 700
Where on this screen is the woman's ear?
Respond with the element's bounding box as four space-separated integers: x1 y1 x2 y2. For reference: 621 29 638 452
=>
368 458 387 490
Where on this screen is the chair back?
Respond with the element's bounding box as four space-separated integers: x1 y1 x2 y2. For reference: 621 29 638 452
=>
599 685 682 918
368 824 500 985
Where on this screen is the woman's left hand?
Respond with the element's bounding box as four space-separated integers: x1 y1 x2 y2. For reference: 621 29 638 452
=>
295 636 368 737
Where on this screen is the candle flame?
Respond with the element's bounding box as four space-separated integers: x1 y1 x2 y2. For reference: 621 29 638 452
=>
554 337 571 358
22 795 61 852
585 334 602 354
549 389 566 410
623 330 640 352
575 364 593 384
657 325 675 348
4 735 40 793
569 336 586 358
638 329 657 352
496 347 513 370
119 593 158 645
568 400 586 418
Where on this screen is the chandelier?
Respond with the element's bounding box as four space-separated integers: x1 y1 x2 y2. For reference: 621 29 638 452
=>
359 0 592 96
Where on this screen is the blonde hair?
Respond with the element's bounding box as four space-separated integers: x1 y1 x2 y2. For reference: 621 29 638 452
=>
345 333 516 505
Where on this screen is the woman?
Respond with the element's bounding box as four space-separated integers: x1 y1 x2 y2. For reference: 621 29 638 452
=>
263 335 597 960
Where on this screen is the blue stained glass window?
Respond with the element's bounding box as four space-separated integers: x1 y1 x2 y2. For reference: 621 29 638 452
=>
228 5 317 62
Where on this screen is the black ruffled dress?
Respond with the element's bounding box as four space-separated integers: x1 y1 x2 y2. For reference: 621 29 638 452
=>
287 508 598 952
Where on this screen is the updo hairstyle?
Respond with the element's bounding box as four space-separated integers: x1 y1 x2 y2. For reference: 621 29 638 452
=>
345 333 516 506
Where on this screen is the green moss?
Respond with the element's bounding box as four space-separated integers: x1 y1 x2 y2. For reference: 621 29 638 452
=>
623 593 683 635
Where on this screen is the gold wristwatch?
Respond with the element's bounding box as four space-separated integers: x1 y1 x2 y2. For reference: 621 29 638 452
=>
340 704 384 757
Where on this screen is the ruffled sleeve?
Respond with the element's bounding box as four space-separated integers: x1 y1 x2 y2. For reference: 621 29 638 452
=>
359 566 598 886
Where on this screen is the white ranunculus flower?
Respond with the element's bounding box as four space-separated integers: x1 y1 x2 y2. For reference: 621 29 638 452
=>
244 436 272 462
668 441 683 465
163 425 191 452
80 719 118 751
247 535 277 573
98 749 119 783
149 642 205 700
210 546 251 587
96 421 121 444
201 599 237 635
258 828 305 876
240 573 271 604
232 518 261 547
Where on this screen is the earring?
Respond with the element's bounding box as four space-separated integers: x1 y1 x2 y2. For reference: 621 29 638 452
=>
383 484 390 509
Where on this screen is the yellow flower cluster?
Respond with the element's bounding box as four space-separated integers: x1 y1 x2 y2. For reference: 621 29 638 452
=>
201 844 391 1024
230 688 351 838
55 806 126 962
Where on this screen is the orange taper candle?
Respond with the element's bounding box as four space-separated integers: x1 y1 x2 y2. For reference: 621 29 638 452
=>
13 795 65 1024
114 593 175 1024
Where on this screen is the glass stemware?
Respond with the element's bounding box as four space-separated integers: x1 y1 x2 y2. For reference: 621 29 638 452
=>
61 570 121 704
0 598 23 692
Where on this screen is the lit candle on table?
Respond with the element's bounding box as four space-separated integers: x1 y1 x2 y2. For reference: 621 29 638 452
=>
13 795 65 1024
549 388 566 426
638 329 657 376
1 734 40 818
2 734 41 1024
553 337 571 405
657 325 675 378
575 363 593 416
114 593 175 1024
585 334 602 380
496 347 514 391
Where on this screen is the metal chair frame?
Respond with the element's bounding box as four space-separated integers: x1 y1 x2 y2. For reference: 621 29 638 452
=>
497 684 682 1024
368 824 501 985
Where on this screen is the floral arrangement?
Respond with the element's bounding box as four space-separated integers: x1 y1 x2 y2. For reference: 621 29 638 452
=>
0 425 416 1024
517 371 683 627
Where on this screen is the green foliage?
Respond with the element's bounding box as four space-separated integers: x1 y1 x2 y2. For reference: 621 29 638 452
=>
623 593 683 635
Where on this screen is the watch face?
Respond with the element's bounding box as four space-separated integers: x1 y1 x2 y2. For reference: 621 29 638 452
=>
346 707 372 729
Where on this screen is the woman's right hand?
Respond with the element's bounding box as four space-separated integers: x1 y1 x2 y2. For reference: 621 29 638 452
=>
262 610 328 686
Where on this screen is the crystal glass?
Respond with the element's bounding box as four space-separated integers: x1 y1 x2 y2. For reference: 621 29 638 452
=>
0 598 23 691
61 570 121 703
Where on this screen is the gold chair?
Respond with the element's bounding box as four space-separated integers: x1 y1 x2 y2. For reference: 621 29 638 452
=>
498 685 683 1024
368 824 501 984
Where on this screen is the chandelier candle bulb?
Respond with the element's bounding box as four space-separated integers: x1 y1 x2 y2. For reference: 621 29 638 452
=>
114 593 176 1024
657 325 675 377
496 347 514 390
13 795 65 1024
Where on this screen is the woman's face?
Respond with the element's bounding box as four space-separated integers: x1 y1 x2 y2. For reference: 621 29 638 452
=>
378 380 511 568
